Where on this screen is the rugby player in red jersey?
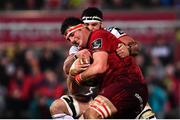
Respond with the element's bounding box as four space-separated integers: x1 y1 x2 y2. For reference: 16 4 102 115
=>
58 17 148 119
63 7 139 75
50 7 156 119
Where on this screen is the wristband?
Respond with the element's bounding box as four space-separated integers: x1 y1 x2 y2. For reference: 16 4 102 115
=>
74 74 82 84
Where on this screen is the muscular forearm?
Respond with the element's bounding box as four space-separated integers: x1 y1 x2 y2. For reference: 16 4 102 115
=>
63 54 77 75
77 51 108 83
67 75 79 94
64 49 92 75
80 64 101 82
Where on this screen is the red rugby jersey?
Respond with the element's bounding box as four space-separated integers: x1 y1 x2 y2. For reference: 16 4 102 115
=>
87 29 146 90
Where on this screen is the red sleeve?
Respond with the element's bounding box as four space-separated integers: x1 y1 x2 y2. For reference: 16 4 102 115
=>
88 30 112 53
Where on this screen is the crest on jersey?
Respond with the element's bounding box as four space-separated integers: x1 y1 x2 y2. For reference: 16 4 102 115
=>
92 38 102 49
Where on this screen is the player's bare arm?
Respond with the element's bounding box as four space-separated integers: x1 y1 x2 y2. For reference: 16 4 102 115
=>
66 75 80 94
69 58 90 76
117 35 140 57
63 49 92 75
63 54 77 75
75 49 92 64
74 51 108 84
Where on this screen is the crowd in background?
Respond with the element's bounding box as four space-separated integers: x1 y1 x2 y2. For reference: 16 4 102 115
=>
0 31 179 118
0 0 179 11
0 42 69 118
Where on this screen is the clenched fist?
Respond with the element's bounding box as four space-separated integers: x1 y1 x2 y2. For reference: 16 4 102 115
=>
75 49 92 63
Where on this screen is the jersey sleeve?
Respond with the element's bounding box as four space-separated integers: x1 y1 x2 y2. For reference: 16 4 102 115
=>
89 30 112 53
107 27 126 38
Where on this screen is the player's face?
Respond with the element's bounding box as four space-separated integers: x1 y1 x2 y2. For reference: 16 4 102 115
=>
84 22 102 31
68 28 88 48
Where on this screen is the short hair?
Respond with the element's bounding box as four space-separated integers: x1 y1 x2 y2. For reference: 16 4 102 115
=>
81 7 103 22
60 17 84 35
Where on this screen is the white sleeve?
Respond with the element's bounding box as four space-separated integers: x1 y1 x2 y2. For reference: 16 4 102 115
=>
69 45 79 55
107 27 126 38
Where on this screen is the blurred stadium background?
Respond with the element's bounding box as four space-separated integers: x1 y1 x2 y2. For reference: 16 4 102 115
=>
0 0 179 119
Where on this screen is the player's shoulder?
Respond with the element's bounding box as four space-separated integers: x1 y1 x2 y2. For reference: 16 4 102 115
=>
106 26 123 32
93 29 108 33
91 29 110 37
106 26 127 38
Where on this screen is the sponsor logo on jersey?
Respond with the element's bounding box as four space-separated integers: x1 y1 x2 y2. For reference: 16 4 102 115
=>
92 38 102 49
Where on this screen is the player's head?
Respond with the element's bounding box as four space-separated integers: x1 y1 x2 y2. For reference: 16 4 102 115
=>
61 17 83 36
81 7 103 31
61 17 90 48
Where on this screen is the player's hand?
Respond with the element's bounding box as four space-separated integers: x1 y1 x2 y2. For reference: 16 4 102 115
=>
75 49 92 64
116 43 130 58
69 58 90 76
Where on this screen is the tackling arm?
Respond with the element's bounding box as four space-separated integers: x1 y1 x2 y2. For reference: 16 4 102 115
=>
119 35 140 56
76 51 108 83
66 75 80 94
107 27 140 57
63 49 92 75
63 54 77 75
